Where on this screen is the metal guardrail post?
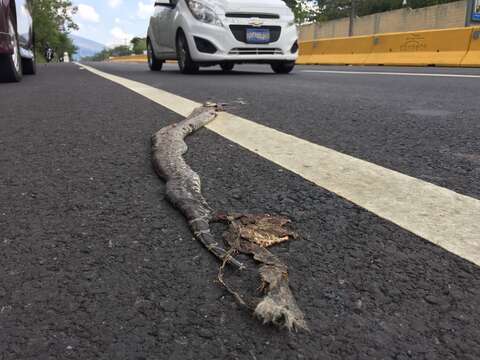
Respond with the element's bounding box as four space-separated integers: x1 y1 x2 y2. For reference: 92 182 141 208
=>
349 0 357 37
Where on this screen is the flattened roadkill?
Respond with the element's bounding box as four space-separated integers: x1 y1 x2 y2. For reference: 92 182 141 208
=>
151 104 306 330
0 64 478 359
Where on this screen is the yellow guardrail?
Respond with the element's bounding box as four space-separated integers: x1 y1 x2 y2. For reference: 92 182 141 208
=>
299 35 374 65
110 55 148 62
109 55 179 64
298 27 480 68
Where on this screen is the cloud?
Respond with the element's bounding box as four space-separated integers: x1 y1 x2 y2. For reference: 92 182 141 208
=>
76 4 100 23
109 26 133 45
108 0 123 8
137 1 155 19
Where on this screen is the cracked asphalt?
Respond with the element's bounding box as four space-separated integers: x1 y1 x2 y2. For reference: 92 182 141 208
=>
0 63 479 360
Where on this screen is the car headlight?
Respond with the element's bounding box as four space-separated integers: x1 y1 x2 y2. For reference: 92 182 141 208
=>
186 0 223 27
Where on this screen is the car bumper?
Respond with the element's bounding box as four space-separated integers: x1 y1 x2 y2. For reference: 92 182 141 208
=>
0 32 13 54
184 20 298 63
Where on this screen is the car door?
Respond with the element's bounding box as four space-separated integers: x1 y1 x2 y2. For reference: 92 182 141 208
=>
150 0 176 56
15 0 33 58
162 0 178 53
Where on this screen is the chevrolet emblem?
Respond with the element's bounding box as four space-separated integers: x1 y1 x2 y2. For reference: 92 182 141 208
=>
248 18 264 27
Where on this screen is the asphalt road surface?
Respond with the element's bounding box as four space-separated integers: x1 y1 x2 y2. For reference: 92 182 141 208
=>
0 63 479 360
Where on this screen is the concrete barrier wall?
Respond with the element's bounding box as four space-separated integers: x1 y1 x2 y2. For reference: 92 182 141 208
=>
298 27 480 67
365 27 473 66
300 1 468 41
110 55 179 64
110 55 148 62
461 28 480 66
299 35 374 65
298 19 350 41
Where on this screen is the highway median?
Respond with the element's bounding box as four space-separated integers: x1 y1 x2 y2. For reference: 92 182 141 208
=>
298 26 480 68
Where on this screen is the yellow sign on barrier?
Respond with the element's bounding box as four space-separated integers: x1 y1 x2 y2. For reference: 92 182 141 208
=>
365 27 473 66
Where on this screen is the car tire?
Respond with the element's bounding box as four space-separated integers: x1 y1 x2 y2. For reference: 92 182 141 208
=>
22 57 36 75
271 61 295 74
0 17 23 82
220 63 234 72
176 31 199 74
147 39 163 71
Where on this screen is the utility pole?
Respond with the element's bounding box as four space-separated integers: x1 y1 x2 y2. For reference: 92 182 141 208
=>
466 0 472 26
349 0 358 37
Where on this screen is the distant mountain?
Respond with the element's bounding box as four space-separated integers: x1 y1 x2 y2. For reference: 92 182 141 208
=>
70 34 105 60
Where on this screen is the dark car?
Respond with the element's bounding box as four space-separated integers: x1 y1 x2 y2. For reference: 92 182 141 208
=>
0 0 35 82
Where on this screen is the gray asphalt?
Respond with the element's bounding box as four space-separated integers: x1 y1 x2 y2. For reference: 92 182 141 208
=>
0 63 479 360
89 62 480 199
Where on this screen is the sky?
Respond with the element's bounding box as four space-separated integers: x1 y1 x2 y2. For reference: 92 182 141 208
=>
72 0 156 46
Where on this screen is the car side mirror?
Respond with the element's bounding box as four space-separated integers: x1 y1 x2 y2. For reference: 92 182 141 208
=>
155 0 174 7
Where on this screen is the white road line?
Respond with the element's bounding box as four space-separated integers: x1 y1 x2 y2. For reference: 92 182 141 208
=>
302 70 480 79
77 63 480 266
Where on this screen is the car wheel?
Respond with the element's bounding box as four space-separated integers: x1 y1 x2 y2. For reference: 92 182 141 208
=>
220 63 234 72
176 31 199 74
0 17 23 82
271 61 295 74
22 56 36 75
147 39 163 71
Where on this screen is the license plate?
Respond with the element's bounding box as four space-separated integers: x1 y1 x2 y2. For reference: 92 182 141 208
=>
246 28 270 44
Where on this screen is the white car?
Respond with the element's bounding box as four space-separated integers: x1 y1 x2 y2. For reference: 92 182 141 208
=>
147 0 298 74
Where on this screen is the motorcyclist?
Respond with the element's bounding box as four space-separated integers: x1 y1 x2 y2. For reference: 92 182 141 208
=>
44 43 54 63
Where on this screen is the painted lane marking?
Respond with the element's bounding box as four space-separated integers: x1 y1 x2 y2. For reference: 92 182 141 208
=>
77 63 480 266
302 70 480 79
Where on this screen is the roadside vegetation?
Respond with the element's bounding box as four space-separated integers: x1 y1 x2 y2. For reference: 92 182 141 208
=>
82 38 147 61
30 0 78 62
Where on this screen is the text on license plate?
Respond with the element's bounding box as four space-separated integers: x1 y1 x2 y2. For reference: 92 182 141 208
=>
246 29 270 44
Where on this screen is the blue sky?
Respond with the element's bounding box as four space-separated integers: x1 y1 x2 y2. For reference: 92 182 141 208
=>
72 0 155 46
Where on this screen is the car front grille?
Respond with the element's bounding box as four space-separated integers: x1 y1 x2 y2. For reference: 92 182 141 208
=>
228 48 284 55
225 13 280 19
229 25 281 44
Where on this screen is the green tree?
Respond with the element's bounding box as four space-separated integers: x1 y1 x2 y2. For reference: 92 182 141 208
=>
110 45 133 57
56 32 78 59
83 45 137 62
284 0 320 23
130 37 147 55
30 0 78 61
82 49 112 62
